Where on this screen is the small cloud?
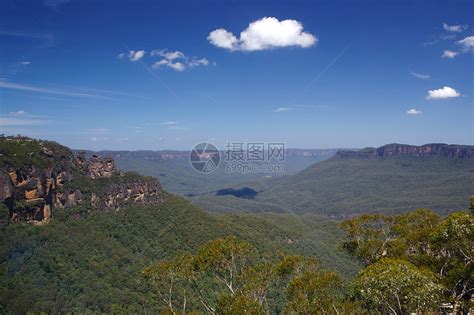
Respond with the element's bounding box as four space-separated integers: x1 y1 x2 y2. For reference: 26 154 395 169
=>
406 108 422 115
207 29 239 50
118 50 145 62
151 49 210 72
208 17 317 51
457 35 474 52
273 107 293 113
160 121 178 126
9 110 27 115
426 86 460 100
19 61 30 65
410 71 429 80
150 49 184 60
442 50 458 58
168 62 186 72
91 137 108 142
168 125 188 130
443 23 468 33
188 58 209 67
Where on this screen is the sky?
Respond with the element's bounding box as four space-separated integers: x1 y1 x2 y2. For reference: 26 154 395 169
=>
0 0 472 150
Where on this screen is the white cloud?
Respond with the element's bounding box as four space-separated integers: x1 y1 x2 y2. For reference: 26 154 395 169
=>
168 62 186 71
273 107 293 113
443 23 468 33
188 58 209 67
410 71 429 79
207 29 239 50
208 17 317 51
19 61 30 65
9 110 27 115
457 35 474 52
406 108 422 115
426 86 460 100
118 50 146 62
151 49 209 72
150 49 184 60
91 137 109 142
442 50 458 58
160 121 178 126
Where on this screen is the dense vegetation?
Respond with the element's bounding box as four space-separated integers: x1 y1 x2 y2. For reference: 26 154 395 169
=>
200 155 474 215
142 207 473 314
0 135 73 169
0 194 358 313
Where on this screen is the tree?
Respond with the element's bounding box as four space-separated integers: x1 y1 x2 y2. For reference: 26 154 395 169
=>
351 258 442 314
194 236 253 297
142 253 195 314
430 212 474 311
340 213 395 264
285 270 345 314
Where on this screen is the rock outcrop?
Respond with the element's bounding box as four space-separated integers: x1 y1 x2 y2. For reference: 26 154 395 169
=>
336 143 474 159
0 135 164 226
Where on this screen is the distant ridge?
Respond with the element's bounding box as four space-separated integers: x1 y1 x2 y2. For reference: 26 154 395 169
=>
336 143 474 159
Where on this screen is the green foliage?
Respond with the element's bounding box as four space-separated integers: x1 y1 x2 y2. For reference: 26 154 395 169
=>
236 156 474 216
341 208 474 312
351 258 442 314
0 194 358 313
143 236 357 314
285 270 345 314
0 136 73 168
62 171 154 194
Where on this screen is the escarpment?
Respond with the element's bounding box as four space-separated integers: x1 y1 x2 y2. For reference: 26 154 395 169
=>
0 135 164 226
336 143 474 159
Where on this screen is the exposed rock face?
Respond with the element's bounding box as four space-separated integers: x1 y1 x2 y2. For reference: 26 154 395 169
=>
0 136 163 226
90 178 163 210
336 143 474 159
76 152 116 179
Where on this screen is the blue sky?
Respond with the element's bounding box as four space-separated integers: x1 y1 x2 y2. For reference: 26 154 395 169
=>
0 0 472 150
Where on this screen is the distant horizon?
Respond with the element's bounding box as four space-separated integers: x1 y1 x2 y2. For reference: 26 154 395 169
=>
2 133 472 152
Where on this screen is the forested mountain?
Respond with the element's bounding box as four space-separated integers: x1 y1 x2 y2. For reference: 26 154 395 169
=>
196 143 474 216
0 136 358 313
76 148 339 195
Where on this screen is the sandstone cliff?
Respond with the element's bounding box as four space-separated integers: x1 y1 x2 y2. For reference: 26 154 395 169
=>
0 135 164 226
336 143 474 159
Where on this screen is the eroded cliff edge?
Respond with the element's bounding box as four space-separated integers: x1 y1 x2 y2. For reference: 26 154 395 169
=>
0 135 164 225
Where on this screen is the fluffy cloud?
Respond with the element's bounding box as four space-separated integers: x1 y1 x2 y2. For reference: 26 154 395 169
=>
152 49 209 72
442 50 458 58
443 23 468 33
151 49 184 60
410 71 429 79
406 108 422 115
208 17 317 51
118 50 145 62
457 35 474 52
207 29 239 50
426 86 460 100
